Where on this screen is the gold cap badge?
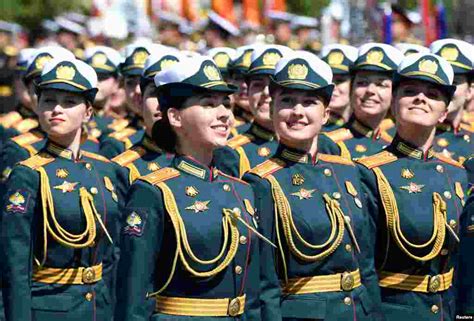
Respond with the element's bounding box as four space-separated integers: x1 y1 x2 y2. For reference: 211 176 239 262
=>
160 59 178 71
440 46 459 62
262 52 282 67
366 50 384 64
56 65 76 80
418 59 438 75
132 50 149 65
328 51 344 66
203 65 221 81
92 53 108 68
288 64 308 80
35 55 53 70
213 53 230 68
242 51 252 67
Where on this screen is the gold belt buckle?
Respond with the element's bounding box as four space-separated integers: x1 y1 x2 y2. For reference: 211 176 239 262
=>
82 267 96 284
228 297 241 317
428 274 441 293
341 272 355 291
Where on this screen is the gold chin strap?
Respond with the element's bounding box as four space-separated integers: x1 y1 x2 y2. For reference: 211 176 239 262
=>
36 167 112 267
266 175 346 283
372 167 446 262
147 182 240 298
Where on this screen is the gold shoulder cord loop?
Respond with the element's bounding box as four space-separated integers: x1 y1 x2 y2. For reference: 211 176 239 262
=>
266 175 346 283
372 167 446 261
147 182 240 298
36 167 113 266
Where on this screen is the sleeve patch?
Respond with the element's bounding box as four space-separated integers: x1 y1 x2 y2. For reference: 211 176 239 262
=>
5 190 30 213
123 210 148 236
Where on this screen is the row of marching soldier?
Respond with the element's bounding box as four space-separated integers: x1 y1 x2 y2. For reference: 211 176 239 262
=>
1 36 474 321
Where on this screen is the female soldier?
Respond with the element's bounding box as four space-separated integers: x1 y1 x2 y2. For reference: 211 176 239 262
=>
357 53 466 320
115 56 266 320
244 51 381 321
1 57 127 321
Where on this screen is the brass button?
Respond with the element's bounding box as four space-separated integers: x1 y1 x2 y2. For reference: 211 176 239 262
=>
441 249 449 256
85 292 93 301
223 184 231 192
85 163 92 170
449 219 457 229
239 236 247 245
444 191 452 199
428 275 441 293
82 267 96 284
90 187 98 195
324 169 332 177
233 207 241 216
431 304 439 314
343 297 352 305
228 298 241 317
341 272 355 291
436 165 444 173
345 244 352 252
332 192 341 200
235 265 243 275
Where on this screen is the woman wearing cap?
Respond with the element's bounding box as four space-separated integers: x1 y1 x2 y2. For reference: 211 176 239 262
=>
357 53 466 320
1 58 127 321
115 57 264 321
244 51 381 321
322 43 404 160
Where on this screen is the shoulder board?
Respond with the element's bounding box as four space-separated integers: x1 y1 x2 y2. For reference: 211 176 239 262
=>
11 130 45 147
217 170 250 185
19 152 55 170
356 151 398 169
380 118 395 130
13 118 39 133
82 151 110 163
0 111 22 128
319 153 354 166
112 146 146 166
248 158 286 178
434 153 464 169
140 167 180 185
107 118 129 132
460 123 474 133
227 134 253 149
109 127 137 142
324 128 353 143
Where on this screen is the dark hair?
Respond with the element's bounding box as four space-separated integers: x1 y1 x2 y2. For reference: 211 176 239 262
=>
152 112 177 153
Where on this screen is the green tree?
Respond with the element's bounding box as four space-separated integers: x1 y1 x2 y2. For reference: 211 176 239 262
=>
287 0 331 17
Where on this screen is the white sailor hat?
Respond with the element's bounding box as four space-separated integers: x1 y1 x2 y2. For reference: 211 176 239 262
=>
247 45 293 76
291 15 318 30
207 11 240 37
120 43 162 76
320 44 358 75
158 12 186 27
206 47 237 75
395 43 430 56
353 43 403 72
430 38 474 74
228 45 255 74
140 51 183 91
16 48 37 75
267 10 294 23
85 46 122 76
55 16 85 35
25 46 75 82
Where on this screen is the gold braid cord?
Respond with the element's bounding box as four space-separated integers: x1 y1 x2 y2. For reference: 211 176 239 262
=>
147 182 240 297
372 167 446 262
36 167 112 266
266 175 345 282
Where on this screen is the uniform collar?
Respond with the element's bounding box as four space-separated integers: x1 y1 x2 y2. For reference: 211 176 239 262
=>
250 123 275 141
327 113 345 127
173 155 218 181
141 135 162 153
276 144 318 165
46 140 82 161
390 135 435 161
348 117 382 139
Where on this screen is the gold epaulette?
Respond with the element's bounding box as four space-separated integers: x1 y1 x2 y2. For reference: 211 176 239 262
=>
356 151 398 169
13 118 39 133
109 127 137 142
434 153 464 169
248 158 286 178
112 146 146 167
107 118 129 132
324 128 353 143
140 167 180 185
217 170 250 185
380 118 395 130
227 134 253 149
0 111 22 128
11 130 44 147
319 153 354 166
82 151 110 163
19 152 55 170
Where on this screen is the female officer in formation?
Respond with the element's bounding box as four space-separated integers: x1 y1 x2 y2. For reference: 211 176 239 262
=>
114 56 266 320
357 53 467 320
244 51 381 321
1 57 127 320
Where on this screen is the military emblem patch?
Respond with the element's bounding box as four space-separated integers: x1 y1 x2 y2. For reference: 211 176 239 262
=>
53 181 79 193
6 190 29 213
186 200 210 213
291 188 316 200
400 182 425 194
123 211 147 236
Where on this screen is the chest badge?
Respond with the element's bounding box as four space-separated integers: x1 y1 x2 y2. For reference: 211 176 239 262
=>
55 168 69 178
186 200 210 213
437 138 449 147
401 168 414 179
355 144 367 153
53 181 79 193
185 186 199 197
400 182 425 194
292 173 305 186
258 147 271 157
291 188 316 200
147 162 160 171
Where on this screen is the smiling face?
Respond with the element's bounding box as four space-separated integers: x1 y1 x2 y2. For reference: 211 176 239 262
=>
352 71 393 120
329 74 351 113
169 92 234 151
124 75 142 116
142 83 161 131
394 80 448 128
248 75 272 123
272 87 329 147
37 89 92 140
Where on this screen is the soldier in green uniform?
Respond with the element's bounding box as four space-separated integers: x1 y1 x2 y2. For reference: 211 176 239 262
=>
244 51 381 321
0 21 18 114
214 45 293 178
430 39 474 164
1 57 127 321
227 45 255 135
115 56 265 320
320 44 358 131
111 51 182 184
357 52 466 321
84 46 123 141
321 43 404 159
